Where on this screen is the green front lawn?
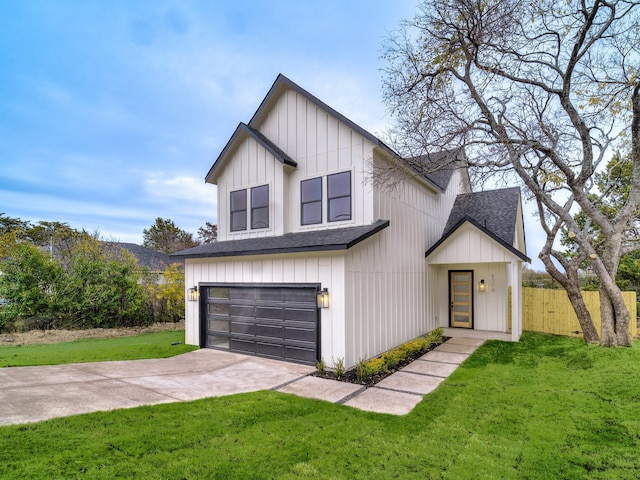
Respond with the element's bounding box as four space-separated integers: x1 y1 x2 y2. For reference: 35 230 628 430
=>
1 332 639 479
0 331 197 367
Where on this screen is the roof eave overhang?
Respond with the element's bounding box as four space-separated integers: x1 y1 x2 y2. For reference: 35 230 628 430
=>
173 220 390 260
205 123 297 184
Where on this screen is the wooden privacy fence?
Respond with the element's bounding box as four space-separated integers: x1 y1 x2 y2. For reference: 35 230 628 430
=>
522 287 638 338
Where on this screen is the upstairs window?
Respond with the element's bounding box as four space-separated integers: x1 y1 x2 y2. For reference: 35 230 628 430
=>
327 171 351 222
301 177 322 225
230 189 247 231
251 185 269 229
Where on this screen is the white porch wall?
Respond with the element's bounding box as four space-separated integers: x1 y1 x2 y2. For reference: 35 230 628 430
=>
432 263 510 332
184 253 346 363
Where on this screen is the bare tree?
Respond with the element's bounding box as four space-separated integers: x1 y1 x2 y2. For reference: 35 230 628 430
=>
382 0 640 345
197 222 218 244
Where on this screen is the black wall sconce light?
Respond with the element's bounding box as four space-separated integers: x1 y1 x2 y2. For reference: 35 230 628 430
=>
317 288 329 308
188 286 199 302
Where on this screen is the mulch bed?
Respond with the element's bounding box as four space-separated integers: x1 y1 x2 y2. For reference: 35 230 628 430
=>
311 337 448 387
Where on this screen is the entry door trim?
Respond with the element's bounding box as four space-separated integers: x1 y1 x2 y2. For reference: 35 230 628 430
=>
448 270 474 329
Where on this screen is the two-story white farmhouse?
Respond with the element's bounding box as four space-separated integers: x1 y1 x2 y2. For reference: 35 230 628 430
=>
173 74 529 368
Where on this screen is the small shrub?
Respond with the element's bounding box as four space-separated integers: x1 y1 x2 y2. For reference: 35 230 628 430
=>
316 357 326 375
364 356 388 376
355 357 368 382
333 357 345 378
382 349 404 368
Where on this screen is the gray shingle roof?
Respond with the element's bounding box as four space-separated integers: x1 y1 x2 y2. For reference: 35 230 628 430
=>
171 220 390 259
407 150 463 191
425 187 530 262
102 242 175 270
444 187 520 244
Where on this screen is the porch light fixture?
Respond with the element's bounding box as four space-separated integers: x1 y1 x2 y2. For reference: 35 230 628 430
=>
188 286 199 302
317 288 329 309
479 279 486 292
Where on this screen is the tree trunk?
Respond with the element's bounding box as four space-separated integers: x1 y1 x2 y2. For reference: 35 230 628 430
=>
599 286 632 347
566 282 600 343
541 250 600 343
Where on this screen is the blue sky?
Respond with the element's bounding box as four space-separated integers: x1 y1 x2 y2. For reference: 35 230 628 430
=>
0 1 543 267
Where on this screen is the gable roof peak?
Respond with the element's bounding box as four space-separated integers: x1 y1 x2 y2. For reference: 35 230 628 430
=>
205 121 297 184
442 186 525 254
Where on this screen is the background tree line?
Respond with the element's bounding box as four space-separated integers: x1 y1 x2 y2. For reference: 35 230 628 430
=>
0 214 216 332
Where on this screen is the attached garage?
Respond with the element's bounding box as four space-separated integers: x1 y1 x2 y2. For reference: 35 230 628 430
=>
201 284 319 365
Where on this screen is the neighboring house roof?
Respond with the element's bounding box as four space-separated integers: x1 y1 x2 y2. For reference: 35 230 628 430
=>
171 220 390 259
425 187 530 262
206 73 457 193
102 242 175 271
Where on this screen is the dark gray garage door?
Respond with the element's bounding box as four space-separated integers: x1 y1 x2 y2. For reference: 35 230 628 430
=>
202 285 319 365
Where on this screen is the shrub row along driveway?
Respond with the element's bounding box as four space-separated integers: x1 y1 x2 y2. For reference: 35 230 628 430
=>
0 349 313 425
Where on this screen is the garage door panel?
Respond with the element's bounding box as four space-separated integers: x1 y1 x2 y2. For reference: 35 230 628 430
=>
285 345 316 364
256 323 284 338
284 326 315 343
256 342 284 358
284 307 316 323
208 287 229 299
208 335 229 349
208 319 229 332
208 303 229 316
284 289 316 303
230 288 255 300
230 321 255 336
255 306 284 320
230 305 255 317
204 285 319 366
230 337 255 353
255 289 283 301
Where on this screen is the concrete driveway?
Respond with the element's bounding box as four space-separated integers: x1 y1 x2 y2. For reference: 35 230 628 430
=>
0 349 314 426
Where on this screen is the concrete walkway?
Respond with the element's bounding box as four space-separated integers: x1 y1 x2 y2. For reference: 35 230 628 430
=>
0 337 483 425
276 337 484 415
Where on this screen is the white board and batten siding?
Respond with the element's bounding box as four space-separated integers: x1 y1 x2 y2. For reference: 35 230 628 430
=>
341 163 467 367
184 253 347 363
216 137 286 242
427 222 521 265
255 88 377 233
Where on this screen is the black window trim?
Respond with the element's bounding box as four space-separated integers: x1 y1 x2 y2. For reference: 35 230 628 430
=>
250 184 270 230
230 188 247 232
327 171 352 223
